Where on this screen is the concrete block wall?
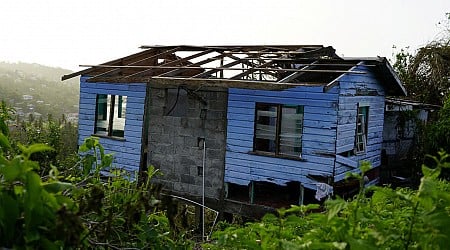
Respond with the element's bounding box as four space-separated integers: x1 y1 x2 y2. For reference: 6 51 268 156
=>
148 87 228 200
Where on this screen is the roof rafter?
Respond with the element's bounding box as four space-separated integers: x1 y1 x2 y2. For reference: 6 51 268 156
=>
123 48 215 79
278 60 320 83
230 61 275 80
88 47 181 82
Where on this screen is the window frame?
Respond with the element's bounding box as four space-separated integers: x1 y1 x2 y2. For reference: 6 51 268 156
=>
354 105 369 154
252 103 304 159
94 94 127 139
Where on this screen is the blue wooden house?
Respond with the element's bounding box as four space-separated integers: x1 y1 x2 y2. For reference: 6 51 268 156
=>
63 45 406 214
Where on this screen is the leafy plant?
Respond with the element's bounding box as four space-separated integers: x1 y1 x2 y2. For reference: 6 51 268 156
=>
206 156 450 249
72 136 193 249
0 133 83 248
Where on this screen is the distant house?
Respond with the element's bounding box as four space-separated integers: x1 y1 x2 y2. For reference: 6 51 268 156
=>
22 95 33 100
63 45 406 216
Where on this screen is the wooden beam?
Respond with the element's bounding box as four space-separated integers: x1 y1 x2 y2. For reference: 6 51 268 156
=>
140 45 323 51
88 47 181 81
61 48 157 81
148 76 326 90
299 185 304 205
323 62 361 92
123 49 215 78
156 54 227 77
229 61 274 80
249 181 255 204
190 58 244 78
78 64 366 74
278 60 319 83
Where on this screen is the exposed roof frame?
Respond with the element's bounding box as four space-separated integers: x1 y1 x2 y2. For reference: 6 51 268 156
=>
61 45 406 95
78 64 366 74
61 48 157 81
278 60 320 83
229 61 275 80
123 48 215 79
88 47 181 82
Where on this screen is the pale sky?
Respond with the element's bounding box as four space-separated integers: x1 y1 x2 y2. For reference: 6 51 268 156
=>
1 0 449 71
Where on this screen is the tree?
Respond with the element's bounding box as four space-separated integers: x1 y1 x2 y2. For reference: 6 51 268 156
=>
394 13 450 106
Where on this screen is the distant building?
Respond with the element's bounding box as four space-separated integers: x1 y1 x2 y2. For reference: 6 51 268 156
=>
65 113 79 123
22 95 33 100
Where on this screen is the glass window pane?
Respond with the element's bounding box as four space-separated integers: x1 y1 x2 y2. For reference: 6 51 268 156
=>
112 95 126 137
279 105 303 157
254 103 277 153
94 94 127 138
95 94 109 135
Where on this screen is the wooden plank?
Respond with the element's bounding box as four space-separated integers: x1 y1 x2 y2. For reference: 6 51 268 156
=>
227 129 254 140
228 99 337 108
228 92 338 103
226 157 303 175
303 134 336 143
226 151 317 171
335 155 358 168
226 138 253 149
230 85 336 94
303 127 336 137
303 120 337 128
227 119 253 129
303 140 335 151
227 125 254 136
336 144 355 154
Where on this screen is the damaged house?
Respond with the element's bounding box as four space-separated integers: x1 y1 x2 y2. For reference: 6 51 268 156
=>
63 45 406 216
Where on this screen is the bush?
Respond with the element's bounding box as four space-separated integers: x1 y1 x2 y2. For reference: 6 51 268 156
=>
0 134 192 248
206 155 450 249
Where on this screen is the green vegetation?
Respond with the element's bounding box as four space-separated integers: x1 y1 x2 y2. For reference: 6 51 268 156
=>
206 159 450 249
0 123 191 248
0 101 449 249
0 61 79 120
9 114 78 175
393 13 450 106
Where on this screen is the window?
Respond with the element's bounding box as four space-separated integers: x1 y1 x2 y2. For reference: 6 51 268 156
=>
95 94 127 138
355 106 369 153
254 103 304 158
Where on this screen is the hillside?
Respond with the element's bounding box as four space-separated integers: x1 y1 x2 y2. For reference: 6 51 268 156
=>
0 62 79 121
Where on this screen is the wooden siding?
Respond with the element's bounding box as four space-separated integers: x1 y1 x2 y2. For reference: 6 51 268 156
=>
224 86 339 189
78 77 146 172
334 64 385 182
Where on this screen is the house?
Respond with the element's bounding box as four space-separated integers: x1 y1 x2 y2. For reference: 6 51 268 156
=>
381 97 438 185
63 45 406 216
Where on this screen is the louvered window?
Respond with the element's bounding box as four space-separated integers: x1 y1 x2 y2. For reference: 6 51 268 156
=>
355 106 369 154
254 103 304 158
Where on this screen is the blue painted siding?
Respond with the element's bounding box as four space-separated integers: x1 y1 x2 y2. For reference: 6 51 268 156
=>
225 86 339 189
225 64 388 190
334 64 385 182
78 77 146 172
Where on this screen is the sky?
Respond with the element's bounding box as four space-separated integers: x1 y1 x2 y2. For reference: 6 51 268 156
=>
0 0 449 72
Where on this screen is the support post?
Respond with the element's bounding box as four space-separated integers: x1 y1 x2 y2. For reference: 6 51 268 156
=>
299 184 304 206
249 181 255 204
